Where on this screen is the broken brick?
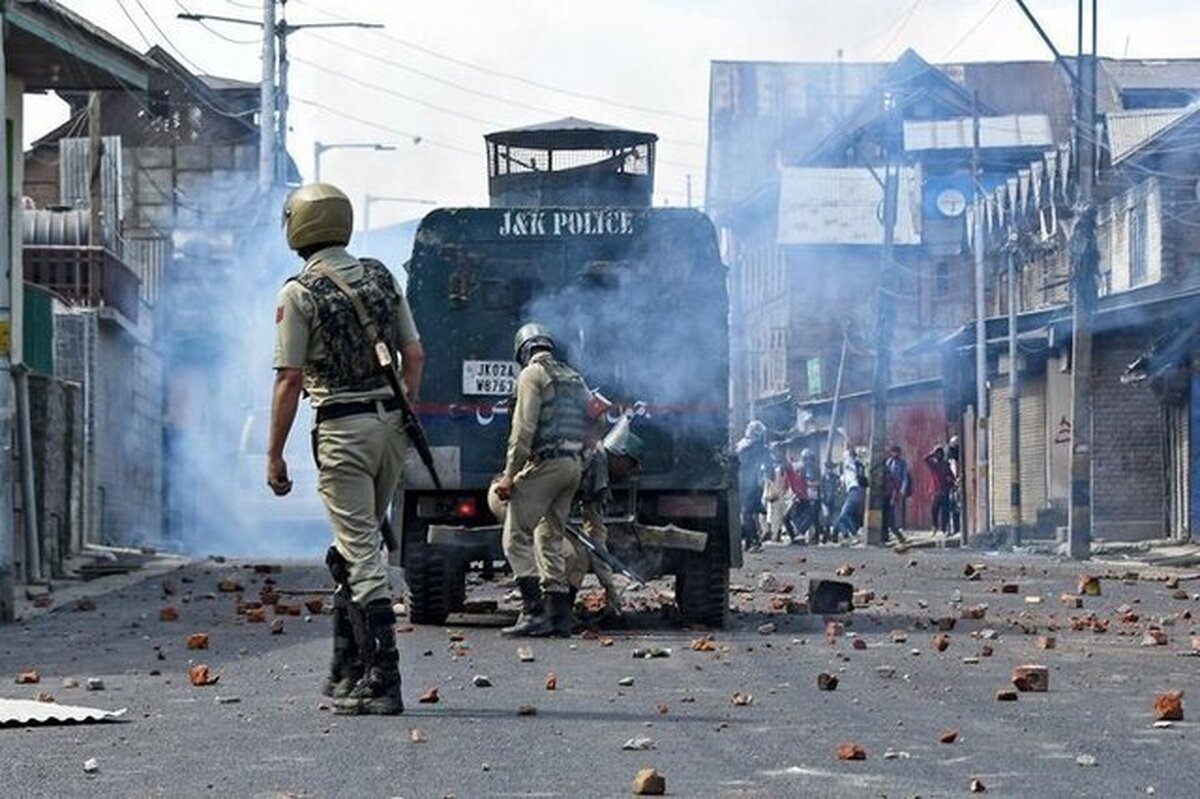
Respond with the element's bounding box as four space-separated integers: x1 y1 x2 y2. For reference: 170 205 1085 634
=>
1077 575 1102 596
418 687 440 704
305 598 326 615
409 728 428 744
996 689 1018 702
731 692 753 706
961 605 987 620
1036 635 1056 650
545 672 557 691
1153 690 1184 721
889 629 908 644
516 705 537 716
852 638 868 650
217 578 243 593
270 618 285 635
656 703 669 715
15 670 40 685
835 564 855 577
937 616 957 632
938 728 959 744
274 602 301 617
1141 629 1168 647
852 590 874 606
1011 664 1049 692
817 673 839 691
1060 593 1083 608
631 768 666 796
188 664 218 686
932 634 951 652
836 742 867 760
980 644 994 657
1000 584 1019 594
159 606 180 622
185 633 209 650
970 778 987 793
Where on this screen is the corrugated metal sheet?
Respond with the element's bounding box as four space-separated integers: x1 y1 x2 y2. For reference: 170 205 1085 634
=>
777 167 921 246
903 115 1053 152
59 136 123 246
989 375 1047 528
1166 401 1189 539
1107 108 1188 164
0 698 126 726
122 235 168 305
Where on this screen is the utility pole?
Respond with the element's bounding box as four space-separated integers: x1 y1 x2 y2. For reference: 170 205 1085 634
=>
0 3 16 621
259 0 275 190
825 325 850 469
179 2 382 189
864 92 902 547
87 92 102 305
971 92 987 546
1068 0 1099 560
1007 245 1022 543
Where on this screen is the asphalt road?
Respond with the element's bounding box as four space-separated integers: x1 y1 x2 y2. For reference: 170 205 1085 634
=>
1 544 1197 798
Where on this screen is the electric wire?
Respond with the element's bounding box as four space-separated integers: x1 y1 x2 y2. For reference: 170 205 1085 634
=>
173 0 259 45
872 0 926 60
941 0 1005 61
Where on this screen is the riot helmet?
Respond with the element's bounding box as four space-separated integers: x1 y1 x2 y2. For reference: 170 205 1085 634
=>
282 183 353 252
602 416 646 466
513 322 555 365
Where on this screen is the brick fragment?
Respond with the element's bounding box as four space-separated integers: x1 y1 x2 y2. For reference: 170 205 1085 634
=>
246 608 266 623
1153 691 1184 721
545 672 557 691
185 633 209 650
1060 593 1083 608
995 689 1018 702
631 768 666 796
980 644 994 657
1001 584 1019 594
932 634 951 652
1141 629 1168 647
188 664 218 686
938 728 959 744
937 616 957 631
961 605 987 620
305 598 326 615
159 606 180 622
1011 664 1049 692
835 564 855 577
15 670 40 685
817 673 839 691
890 629 908 644
418 687 440 704
1077 575 1101 596
825 621 845 642
970 778 987 793
836 742 867 760
1036 636 1056 650
217 578 243 593
852 638 868 650
690 637 716 652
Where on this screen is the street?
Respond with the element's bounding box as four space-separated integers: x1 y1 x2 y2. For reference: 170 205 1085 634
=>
2 544 1196 798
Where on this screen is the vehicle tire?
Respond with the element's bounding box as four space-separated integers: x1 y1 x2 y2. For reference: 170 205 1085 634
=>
405 541 450 625
447 562 467 612
675 526 729 628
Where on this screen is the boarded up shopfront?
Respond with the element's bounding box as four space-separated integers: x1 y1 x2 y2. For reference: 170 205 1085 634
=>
988 372 1048 531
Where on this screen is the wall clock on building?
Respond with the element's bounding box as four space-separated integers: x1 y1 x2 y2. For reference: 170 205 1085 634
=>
936 188 967 217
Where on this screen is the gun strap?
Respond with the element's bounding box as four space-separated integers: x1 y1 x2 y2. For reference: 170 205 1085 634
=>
311 263 386 360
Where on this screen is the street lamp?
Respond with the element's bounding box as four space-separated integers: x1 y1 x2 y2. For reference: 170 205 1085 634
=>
313 142 396 183
363 194 439 232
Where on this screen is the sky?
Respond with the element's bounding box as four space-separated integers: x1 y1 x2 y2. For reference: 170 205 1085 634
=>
23 0 1200 231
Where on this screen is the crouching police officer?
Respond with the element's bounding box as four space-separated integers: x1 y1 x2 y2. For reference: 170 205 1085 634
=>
267 183 424 715
493 323 589 638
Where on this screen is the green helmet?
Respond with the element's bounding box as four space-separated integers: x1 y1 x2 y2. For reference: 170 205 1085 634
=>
602 416 646 466
513 322 555 365
282 183 353 251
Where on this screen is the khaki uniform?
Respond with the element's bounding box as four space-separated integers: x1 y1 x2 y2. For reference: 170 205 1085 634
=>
274 246 419 606
565 450 620 610
502 351 586 594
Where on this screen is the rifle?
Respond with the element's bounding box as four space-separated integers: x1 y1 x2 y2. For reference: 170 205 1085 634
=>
565 523 644 586
314 263 442 489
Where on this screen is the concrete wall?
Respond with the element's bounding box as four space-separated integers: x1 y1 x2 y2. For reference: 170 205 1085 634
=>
22 375 82 576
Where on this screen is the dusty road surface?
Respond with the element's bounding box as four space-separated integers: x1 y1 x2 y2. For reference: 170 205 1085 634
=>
1 544 1197 798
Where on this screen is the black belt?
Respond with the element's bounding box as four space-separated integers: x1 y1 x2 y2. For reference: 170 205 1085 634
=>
316 397 402 424
535 446 582 461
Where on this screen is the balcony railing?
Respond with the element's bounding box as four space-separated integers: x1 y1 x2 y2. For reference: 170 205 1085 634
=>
23 245 141 324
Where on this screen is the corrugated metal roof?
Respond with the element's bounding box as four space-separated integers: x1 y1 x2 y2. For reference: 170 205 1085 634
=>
1104 59 1200 91
903 115 1053 151
0 698 126 727
1107 108 1189 163
777 167 921 246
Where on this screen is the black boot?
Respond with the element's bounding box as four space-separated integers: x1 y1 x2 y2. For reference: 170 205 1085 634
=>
322 591 364 699
525 590 573 639
334 599 403 716
501 577 544 637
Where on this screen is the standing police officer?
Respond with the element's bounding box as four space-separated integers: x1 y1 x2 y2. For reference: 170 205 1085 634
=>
267 183 424 716
493 323 588 638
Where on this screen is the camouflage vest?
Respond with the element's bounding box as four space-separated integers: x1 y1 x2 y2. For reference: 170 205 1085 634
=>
531 357 589 456
294 257 400 396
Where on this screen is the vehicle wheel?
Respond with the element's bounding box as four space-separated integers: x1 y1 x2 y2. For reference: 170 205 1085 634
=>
405 541 450 625
675 528 729 628
447 563 467 612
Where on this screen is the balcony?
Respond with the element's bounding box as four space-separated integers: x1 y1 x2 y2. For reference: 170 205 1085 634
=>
23 245 141 325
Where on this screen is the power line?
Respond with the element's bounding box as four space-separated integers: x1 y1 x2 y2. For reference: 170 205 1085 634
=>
173 1 259 44
291 0 705 124
941 0 1005 60
873 0 926 60
129 0 210 74
114 0 153 49
291 95 484 160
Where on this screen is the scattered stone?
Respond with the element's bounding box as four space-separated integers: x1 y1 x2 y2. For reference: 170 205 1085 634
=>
1024 595 1043 605
817 673 839 691
83 758 99 775
32 595 54 609
757 622 776 635
996 689 1018 702
517 646 535 663
1153 720 1174 729
409 728 428 744
656 702 669 715
1060 593 1083 608
215 695 240 705
15 670 39 685
85 678 105 691
188 664 218 686
835 564 856 577
1078 575 1102 596
305 598 326 615
876 666 896 679
418 687 440 704
970 778 987 793
618 677 635 687
852 590 874 605
246 607 267 623
1142 629 1168 647
932 634 951 652
61 677 79 689
939 728 959 744
545 672 558 691
516 705 538 716
757 572 785 592
186 633 210 650
1011 665 1049 693
1153 690 1184 721
890 629 908 644
961 605 987 620
980 628 1000 640
159 606 180 622
731 692 753 706
690 637 717 652
852 638 868 651
75 597 96 612
825 621 845 642
631 768 666 796
622 735 656 751
473 675 492 688
1036 635 1056 650
1001 584 1019 594
836 742 866 760
810 579 854 614
882 749 910 760
1076 754 1098 767
217 578 243 593
270 618 285 635
35 691 55 703
937 616 957 631
962 656 980 665
599 637 615 647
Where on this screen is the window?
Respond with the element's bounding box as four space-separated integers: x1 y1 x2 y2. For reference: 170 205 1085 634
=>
1128 202 1147 286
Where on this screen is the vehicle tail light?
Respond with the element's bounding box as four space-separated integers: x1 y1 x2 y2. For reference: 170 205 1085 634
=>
454 497 478 519
656 494 718 519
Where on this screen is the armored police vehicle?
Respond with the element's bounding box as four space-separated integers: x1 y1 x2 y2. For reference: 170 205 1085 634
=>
400 119 736 626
